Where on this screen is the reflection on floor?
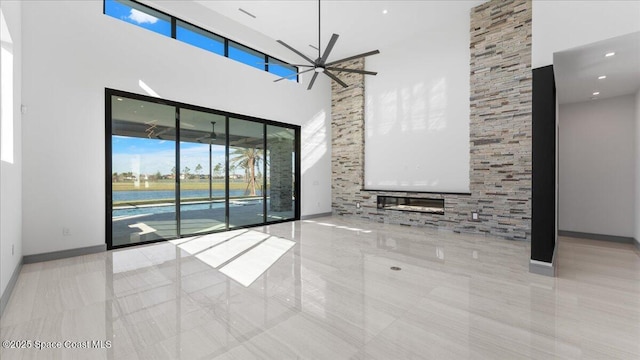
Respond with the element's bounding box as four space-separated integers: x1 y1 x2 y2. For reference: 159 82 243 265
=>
112 201 295 247
1 217 639 359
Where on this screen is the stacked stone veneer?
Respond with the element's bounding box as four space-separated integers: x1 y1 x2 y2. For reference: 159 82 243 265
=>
331 0 532 240
269 138 293 212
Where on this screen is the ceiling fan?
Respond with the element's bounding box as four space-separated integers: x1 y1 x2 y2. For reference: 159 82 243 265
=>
273 0 380 90
195 121 217 143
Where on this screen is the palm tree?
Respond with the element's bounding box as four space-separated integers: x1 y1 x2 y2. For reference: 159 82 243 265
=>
230 147 262 196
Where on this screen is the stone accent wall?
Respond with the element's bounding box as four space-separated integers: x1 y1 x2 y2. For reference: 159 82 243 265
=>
332 62 366 217
269 138 293 212
331 0 532 240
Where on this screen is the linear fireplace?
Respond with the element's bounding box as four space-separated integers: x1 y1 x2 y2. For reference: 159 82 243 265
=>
377 196 444 214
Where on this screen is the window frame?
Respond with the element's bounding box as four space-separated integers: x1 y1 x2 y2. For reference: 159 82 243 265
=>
105 88 301 250
103 0 298 82
228 40 268 71
267 56 299 80
175 18 225 56
103 0 172 37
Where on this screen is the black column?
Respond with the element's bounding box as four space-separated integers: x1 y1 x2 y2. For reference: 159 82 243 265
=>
531 65 556 263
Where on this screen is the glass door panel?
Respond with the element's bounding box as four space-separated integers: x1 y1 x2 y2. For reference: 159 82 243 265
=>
266 125 295 221
229 118 265 228
179 109 227 236
108 91 300 249
111 96 177 246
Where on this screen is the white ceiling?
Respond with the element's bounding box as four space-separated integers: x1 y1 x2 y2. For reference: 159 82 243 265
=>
190 2 640 104
554 31 640 105
195 0 484 63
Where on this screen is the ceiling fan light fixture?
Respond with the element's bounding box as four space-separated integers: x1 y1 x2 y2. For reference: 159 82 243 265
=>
314 67 325 73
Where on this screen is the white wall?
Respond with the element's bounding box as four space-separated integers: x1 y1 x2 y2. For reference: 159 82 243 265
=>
364 11 470 193
21 0 331 256
635 90 640 246
0 1 22 302
559 95 636 237
532 0 640 68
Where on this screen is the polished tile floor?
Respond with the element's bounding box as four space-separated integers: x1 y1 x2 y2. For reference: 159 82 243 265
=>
1 217 639 359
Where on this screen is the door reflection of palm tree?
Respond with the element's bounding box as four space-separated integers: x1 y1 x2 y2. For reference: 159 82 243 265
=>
231 147 262 196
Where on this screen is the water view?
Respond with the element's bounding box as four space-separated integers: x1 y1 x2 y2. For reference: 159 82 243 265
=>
109 95 297 247
113 189 251 202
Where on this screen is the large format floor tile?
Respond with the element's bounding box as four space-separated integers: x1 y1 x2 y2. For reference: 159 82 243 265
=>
1 217 638 359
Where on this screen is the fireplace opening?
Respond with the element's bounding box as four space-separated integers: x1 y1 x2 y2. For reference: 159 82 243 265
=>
377 196 444 214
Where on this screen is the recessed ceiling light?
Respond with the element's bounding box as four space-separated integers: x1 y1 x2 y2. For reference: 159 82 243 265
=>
116 98 123 101
598 75 607 80
592 92 600 96
605 52 615 57
382 9 388 14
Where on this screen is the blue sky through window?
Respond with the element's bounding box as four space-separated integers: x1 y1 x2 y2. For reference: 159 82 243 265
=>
228 42 265 71
176 21 225 56
104 0 297 82
105 0 171 37
268 59 297 81
112 136 226 175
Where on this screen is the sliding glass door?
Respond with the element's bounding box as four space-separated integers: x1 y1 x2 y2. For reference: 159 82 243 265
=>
179 109 227 236
110 96 177 247
228 118 265 228
107 89 299 249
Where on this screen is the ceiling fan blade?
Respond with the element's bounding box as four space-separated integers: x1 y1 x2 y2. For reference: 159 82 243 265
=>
326 67 377 76
323 70 348 88
274 67 315 82
260 62 315 67
276 40 316 65
319 33 339 65
325 49 380 67
307 72 319 90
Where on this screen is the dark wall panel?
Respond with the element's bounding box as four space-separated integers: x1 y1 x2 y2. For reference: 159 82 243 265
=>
531 65 556 263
